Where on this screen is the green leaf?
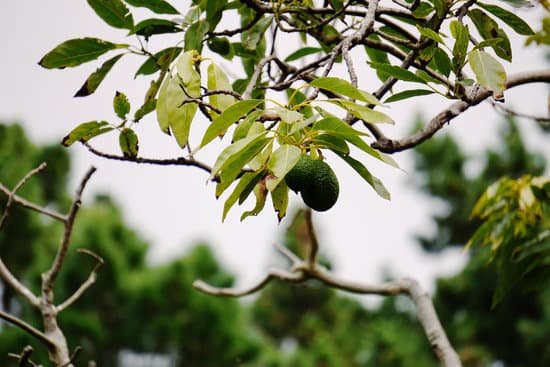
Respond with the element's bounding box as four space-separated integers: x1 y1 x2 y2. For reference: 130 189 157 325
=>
135 47 182 77
61 121 113 146
207 63 237 117
134 99 156 121
130 18 181 38
119 128 139 158
451 21 469 73
243 16 273 50
276 107 304 125
39 38 121 69
222 170 264 221
468 50 507 97
208 37 232 56
313 117 399 168
206 0 227 31
74 54 124 97
266 145 302 191
336 153 391 200
185 20 210 52
364 34 391 82
211 132 268 179
241 182 268 221
329 99 394 124
271 181 289 221
433 47 451 77
310 77 380 105
417 25 445 44
287 88 314 118
216 135 271 195
285 47 324 62
368 62 427 84
123 0 178 14
385 89 435 103
113 91 131 119
200 99 263 148
468 9 512 61
477 2 534 36
233 110 263 142
87 0 134 30
311 134 350 155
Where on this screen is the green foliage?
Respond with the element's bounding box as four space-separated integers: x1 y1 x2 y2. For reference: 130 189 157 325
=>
468 175 550 304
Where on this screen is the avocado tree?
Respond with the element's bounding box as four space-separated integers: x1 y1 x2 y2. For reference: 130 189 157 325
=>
1 0 549 366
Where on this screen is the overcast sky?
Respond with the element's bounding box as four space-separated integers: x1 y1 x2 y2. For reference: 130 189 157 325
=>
1 1 548 295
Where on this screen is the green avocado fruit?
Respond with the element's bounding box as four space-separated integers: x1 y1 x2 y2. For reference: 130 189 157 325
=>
285 155 339 211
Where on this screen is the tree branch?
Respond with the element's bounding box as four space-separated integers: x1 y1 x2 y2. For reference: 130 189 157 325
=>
0 311 55 349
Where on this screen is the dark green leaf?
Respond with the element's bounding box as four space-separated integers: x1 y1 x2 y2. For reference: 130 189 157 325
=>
208 37 232 56
243 16 272 50
284 47 324 62
131 18 181 38
365 34 391 82
206 0 227 31
368 62 427 84
119 128 139 158
222 170 264 221
451 21 469 73
135 47 182 76
123 0 178 14
384 89 435 103
113 91 131 119
271 181 289 221
336 153 391 200
200 99 263 148
477 2 534 35
433 47 451 77
312 134 350 154
39 38 121 69
87 0 134 30
74 54 123 97
185 20 210 52
417 25 445 43
468 9 512 61
61 121 113 146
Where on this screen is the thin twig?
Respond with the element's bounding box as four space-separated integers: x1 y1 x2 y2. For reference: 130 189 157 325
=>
0 311 55 349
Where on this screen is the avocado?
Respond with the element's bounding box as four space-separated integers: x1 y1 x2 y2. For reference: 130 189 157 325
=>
285 155 339 211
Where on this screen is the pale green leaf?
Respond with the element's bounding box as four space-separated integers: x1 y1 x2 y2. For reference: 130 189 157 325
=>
61 121 113 146
207 63 237 117
241 182 268 221
119 128 139 158
468 50 507 97
271 181 289 221
266 145 302 191
113 91 131 119
222 170 264 221
329 99 394 124
310 77 381 105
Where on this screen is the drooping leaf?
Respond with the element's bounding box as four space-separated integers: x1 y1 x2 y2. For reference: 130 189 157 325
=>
432 47 452 77
185 20 210 52
119 128 139 158
241 182 268 221
207 63 237 117
123 0 178 14
211 132 269 179
39 38 122 69
313 117 399 168
266 145 302 191
206 0 227 31
311 134 350 155
271 181 289 221
417 25 445 44
134 99 156 121
285 47 324 62
468 9 512 61
233 110 263 142
477 2 534 35
87 0 134 30
222 170 265 221
131 18 181 38
200 99 263 148
368 62 427 84
74 54 124 97
135 47 182 76
310 77 380 105
242 16 273 50
451 21 470 73
113 91 131 119
276 107 304 125
385 89 435 103
468 49 507 97
336 153 391 200
61 121 113 146
328 99 394 124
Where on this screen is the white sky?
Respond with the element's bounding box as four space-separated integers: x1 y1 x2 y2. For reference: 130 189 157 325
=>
1 1 548 295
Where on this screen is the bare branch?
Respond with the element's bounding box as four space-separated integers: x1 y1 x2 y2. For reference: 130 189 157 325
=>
43 167 96 294
0 311 55 349
0 184 66 222
243 56 276 99
57 249 104 313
